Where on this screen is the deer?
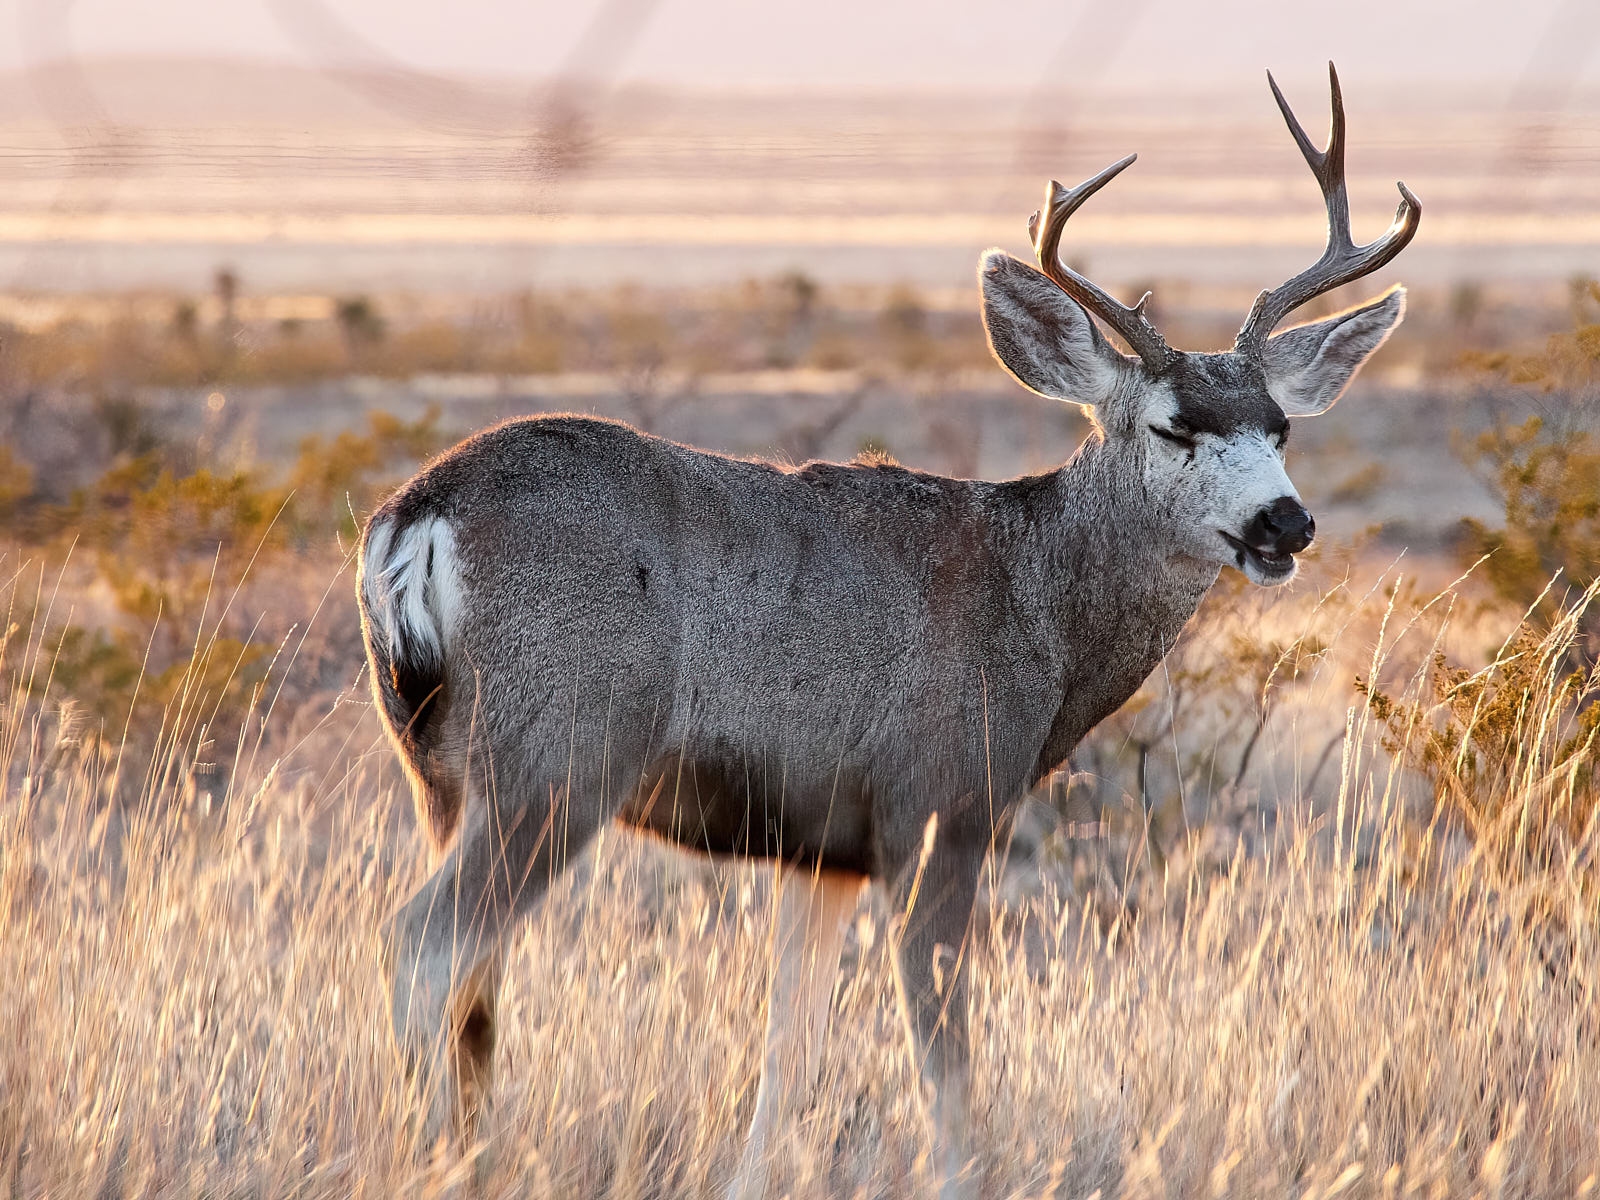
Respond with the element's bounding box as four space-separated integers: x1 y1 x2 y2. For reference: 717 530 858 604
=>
359 63 1418 1199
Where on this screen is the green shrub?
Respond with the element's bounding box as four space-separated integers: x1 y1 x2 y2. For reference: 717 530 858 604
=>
1 398 450 782
1457 303 1600 670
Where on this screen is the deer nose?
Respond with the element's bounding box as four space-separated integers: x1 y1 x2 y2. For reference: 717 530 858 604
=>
1250 496 1315 555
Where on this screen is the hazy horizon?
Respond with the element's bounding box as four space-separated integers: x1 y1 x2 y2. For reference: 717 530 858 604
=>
2 0 1599 98
1 3 1597 294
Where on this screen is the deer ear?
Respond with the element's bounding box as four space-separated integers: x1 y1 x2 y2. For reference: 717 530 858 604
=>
1262 287 1405 417
980 251 1127 407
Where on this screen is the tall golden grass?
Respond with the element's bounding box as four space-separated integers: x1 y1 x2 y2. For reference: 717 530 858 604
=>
1 554 1596 1199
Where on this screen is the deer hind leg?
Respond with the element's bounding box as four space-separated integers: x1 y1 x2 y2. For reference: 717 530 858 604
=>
383 771 607 1156
453 951 502 1143
889 822 982 1200
725 866 864 1200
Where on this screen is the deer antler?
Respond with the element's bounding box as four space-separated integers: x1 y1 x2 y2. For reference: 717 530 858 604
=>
1234 62 1421 358
1029 156 1180 374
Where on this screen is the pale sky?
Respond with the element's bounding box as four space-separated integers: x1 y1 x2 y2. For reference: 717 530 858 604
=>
2 0 1599 97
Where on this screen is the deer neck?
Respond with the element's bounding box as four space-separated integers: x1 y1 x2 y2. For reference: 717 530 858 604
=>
1006 433 1221 776
1042 431 1217 605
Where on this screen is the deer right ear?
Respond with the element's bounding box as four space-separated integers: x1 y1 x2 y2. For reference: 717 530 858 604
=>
1261 287 1405 417
980 251 1127 407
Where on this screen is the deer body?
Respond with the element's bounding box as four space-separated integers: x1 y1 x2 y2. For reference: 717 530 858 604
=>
363 65 1417 1198
367 410 1220 1195
370 413 1215 871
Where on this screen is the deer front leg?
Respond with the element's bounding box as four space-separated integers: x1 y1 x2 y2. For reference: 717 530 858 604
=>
726 866 863 1200
889 824 981 1199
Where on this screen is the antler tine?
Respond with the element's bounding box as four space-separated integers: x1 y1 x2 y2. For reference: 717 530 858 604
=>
1268 64 1349 244
1029 155 1179 373
1235 62 1421 359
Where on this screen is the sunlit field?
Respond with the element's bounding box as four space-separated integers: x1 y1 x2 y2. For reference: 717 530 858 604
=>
3 547 1598 1198
2 20 1600 1192
2 266 1598 1197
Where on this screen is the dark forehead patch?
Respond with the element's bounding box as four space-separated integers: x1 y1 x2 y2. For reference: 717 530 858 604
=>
1167 353 1289 440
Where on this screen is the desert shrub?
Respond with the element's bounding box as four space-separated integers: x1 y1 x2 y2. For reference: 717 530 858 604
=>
335 295 387 358
385 322 475 375
0 398 450 785
879 284 937 372
284 405 446 541
760 271 820 368
70 458 287 629
1459 411 1600 667
0 444 32 527
1357 582 1599 884
2 454 290 769
1458 297 1600 671
240 331 349 384
501 290 568 374
804 327 862 371
1341 301 1600 880
19 620 271 758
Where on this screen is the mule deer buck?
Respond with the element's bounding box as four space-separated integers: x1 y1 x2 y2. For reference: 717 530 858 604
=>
361 64 1417 1197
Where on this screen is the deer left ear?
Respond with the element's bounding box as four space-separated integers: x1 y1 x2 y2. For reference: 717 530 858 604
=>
1262 286 1405 417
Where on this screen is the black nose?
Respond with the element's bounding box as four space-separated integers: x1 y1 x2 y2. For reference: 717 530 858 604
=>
1248 496 1315 555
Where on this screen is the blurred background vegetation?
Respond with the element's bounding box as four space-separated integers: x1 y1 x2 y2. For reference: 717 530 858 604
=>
2 260 1596 847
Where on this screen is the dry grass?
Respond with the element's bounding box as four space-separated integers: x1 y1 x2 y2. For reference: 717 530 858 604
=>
1 552 1598 1200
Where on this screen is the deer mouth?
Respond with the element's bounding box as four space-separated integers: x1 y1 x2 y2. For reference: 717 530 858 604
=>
1220 530 1296 579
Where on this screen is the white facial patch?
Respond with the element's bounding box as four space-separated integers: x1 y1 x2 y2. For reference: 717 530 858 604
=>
1209 433 1298 536
1138 385 1302 583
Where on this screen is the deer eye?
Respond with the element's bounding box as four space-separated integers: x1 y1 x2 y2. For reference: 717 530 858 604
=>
1149 424 1197 452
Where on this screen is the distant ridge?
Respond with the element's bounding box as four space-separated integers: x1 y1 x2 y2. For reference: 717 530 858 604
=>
1 56 531 128
2 56 1596 131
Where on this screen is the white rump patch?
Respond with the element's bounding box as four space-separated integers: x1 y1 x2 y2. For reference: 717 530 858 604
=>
361 515 462 667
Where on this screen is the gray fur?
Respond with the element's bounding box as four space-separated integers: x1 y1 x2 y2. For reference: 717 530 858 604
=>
361 249 1404 1193
979 250 1126 405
